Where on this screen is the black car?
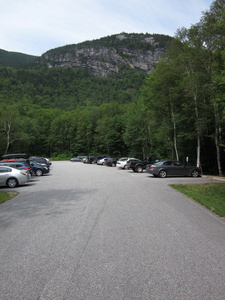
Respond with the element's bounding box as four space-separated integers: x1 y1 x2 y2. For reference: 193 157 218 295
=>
28 160 50 176
126 156 159 173
29 157 51 168
146 160 201 178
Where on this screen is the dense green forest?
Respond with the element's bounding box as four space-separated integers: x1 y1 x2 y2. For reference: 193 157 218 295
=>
0 49 37 68
0 0 224 175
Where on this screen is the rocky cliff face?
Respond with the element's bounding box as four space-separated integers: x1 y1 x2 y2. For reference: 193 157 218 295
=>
42 33 172 77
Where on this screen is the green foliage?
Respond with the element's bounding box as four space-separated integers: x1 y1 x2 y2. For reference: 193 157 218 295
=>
0 49 38 68
0 5 225 174
51 153 72 161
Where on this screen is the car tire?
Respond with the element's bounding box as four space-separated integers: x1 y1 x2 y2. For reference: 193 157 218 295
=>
191 169 199 177
6 178 18 188
158 170 167 178
36 169 43 176
135 166 143 173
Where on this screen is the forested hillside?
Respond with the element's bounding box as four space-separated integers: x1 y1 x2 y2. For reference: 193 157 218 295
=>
0 0 224 175
0 49 38 68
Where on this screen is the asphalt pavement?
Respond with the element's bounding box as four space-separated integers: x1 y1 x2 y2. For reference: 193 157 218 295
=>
0 161 225 300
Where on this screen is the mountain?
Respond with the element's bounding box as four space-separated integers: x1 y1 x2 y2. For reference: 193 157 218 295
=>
0 33 173 77
0 49 38 68
41 33 173 77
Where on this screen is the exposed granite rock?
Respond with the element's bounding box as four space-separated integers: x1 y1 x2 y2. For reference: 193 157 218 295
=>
43 33 172 77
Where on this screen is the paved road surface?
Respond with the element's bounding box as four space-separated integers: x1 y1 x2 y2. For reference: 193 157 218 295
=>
0 161 225 300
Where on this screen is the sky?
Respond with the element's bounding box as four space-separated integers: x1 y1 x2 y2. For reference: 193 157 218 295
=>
0 0 213 56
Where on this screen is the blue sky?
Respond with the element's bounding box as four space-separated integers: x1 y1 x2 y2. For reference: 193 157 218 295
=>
0 0 213 56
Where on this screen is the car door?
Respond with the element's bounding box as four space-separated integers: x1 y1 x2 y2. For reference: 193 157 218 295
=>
171 161 186 176
162 161 173 175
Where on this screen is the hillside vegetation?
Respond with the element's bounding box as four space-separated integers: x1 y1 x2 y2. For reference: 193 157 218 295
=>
0 0 224 175
0 49 38 68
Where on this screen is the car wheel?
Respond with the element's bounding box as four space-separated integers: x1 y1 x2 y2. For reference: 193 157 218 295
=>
6 178 18 188
135 166 143 173
36 169 43 176
191 169 199 177
158 170 167 178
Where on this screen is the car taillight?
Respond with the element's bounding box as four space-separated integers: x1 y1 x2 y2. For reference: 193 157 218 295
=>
24 167 31 170
20 170 27 175
150 166 155 170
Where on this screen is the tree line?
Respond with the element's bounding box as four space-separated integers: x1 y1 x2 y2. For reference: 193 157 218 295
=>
0 0 224 175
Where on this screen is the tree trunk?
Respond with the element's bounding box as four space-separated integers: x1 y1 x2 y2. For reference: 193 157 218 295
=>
214 104 223 176
193 93 201 169
171 103 179 161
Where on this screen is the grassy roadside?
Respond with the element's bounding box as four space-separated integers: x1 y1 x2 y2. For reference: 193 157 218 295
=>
170 183 225 217
0 191 18 204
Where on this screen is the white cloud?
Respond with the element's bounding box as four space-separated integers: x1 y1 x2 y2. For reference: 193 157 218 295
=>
0 0 213 56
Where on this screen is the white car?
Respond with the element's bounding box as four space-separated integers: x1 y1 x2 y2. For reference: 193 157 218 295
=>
97 158 107 165
0 166 31 188
116 157 137 169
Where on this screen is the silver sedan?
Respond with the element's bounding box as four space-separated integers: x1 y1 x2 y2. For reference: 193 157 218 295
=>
0 166 31 188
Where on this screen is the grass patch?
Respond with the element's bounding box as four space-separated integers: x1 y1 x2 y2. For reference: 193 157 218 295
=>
0 191 18 204
170 183 225 217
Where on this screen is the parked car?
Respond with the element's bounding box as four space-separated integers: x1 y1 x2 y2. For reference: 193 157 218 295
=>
146 160 201 178
83 156 96 164
29 157 52 168
126 156 159 173
0 166 31 188
97 157 108 165
28 160 50 176
116 158 137 169
0 161 32 175
93 155 109 164
97 156 109 165
70 156 86 162
104 158 118 167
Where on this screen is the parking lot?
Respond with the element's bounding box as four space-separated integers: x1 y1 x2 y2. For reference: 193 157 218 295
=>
0 161 225 300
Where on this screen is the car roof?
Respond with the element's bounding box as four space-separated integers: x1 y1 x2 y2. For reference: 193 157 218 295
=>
1 153 27 159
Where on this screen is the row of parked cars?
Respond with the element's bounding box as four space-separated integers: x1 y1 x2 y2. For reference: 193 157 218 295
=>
0 153 52 188
71 155 202 178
